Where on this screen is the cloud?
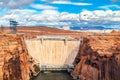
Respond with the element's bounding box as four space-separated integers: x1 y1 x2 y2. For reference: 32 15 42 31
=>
37 10 60 22
30 4 57 10
6 9 36 15
0 9 36 25
60 12 79 22
0 0 34 9
41 0 69 2
0 2 3 5
51 1 92 6
99 5 120 10
79 10 120 25
41 9 59 15
0 9 120 29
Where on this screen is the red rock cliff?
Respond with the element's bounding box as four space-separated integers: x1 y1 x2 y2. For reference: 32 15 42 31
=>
72 35 120 80
0 34 39 80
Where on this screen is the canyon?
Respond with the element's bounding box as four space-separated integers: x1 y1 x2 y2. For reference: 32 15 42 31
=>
0 27 120 80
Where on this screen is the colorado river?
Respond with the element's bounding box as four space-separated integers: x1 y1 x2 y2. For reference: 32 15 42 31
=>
33 71 74 80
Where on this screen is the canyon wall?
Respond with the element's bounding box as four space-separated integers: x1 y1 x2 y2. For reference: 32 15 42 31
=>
72 35 120 80
0 34 39 80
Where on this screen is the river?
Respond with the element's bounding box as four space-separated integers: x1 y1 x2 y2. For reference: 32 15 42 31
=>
33 71 74 80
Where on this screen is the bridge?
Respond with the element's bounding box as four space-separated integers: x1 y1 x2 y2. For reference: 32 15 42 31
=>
25 36 81 70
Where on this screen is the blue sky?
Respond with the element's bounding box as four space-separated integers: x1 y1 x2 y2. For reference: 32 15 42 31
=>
0 0 120 30
32 0 120 13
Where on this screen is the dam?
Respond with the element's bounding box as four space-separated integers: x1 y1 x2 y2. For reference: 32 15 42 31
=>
25 36 80 70
0 31 120 80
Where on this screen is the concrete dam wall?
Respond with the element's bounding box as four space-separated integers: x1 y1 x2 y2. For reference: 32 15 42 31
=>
25 38 80 70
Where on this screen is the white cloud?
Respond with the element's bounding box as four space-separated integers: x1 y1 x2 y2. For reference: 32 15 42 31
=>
0 9 36 26
51 1 92 6
40 10 60 22
99 5 120 10
79 10 120 25
60 12 79 21
29 10 60 22
41 0 69 2
6 9 36 15
30 4 57 10
0 9 120 29
0 0 34 8
0 2 3 5
41 9 59 15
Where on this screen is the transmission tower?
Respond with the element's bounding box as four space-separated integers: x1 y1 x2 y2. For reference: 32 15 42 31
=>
9 19 18 33
0 25 4 32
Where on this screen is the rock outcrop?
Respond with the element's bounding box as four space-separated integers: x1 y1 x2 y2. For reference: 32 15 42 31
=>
0 34 40 80
72 35 120 80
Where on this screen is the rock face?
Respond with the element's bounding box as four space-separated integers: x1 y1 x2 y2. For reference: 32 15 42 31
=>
0 34 39 80
72 35 120 80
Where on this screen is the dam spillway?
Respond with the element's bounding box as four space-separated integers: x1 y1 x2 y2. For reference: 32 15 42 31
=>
25 36 80 70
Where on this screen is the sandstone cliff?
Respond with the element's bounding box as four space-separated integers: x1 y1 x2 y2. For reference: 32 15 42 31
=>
72 35 120 80
0 34 40 80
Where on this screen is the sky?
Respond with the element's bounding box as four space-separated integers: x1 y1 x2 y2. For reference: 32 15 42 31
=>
0 0 120 29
